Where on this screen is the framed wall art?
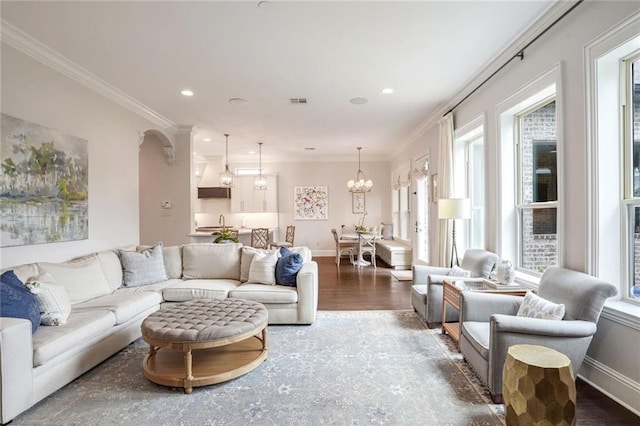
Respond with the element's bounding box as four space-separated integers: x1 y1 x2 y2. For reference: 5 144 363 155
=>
0 113 89 247
352 192 365 213
294 186 328 220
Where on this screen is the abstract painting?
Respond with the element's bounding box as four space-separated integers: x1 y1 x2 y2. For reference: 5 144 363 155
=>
1 114 88 247
294 186 328 220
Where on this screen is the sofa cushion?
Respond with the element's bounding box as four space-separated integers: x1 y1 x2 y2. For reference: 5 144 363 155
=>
275 247 304 286
25 273 71 326
38 255 112 305
32 309 116 367
516 291 565 320
229 283 299 304
0 263 39 283
115 278 184 295
182 243 242 280
240 247 278 282
119 243 168 287
248 251 279 285
73 291 161 324
0 270 41 332
95 250 124 292
162 279 241 302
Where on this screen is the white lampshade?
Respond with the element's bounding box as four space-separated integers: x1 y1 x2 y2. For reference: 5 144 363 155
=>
438 198 471 220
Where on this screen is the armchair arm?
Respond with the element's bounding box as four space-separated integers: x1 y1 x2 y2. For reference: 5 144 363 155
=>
412 265 451 284
460 292 522 322
491 314 597 337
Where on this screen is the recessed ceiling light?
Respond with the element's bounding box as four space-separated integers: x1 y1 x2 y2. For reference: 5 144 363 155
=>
229 98 248 105
304 147 316 151
181 89 194 96
349 97 368 105
248 150 256 155
203 138 211 142
382 88 394 94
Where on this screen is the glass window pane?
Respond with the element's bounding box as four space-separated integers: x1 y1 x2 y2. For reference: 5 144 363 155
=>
519 101 557 204
470 208 484 248
630 205 640 300
633 59 640 196
471 141 484 208
519 207 558 273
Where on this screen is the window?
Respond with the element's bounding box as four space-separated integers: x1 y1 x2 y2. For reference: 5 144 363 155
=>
498 65 560 280
391 169 410 242
516 99 558 274
623 52 640 302
454 122 485 251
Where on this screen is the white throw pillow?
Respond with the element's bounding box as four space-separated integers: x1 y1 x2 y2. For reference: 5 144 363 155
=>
448 266 471 278
516 291 565 320
119 243 168 287
38 255 112 304
286 246 312 263
25 273 71 326
241 247 278 282
248 251 279 285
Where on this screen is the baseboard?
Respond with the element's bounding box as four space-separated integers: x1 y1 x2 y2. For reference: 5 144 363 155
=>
579 356 640 416
311 250 337 257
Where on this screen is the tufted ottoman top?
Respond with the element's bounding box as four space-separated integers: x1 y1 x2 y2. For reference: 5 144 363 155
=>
141 298 268 343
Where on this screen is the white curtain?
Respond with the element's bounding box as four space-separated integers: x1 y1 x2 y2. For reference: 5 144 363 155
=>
412 152 430 181
438 113 455 267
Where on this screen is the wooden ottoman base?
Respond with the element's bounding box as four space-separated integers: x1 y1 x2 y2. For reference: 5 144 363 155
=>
143 330 267 394
503 344 576 426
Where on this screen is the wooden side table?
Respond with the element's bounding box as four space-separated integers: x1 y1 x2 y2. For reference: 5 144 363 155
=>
441 279 527 349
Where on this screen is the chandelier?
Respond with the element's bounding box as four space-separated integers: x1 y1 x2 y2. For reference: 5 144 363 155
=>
347 147 373 193
219 133 234 188
254 142 267 190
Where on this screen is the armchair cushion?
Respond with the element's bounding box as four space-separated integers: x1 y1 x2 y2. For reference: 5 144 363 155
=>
460 249 499 278
516 291 565 320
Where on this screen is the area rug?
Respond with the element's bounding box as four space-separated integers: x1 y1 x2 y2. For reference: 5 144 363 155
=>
389 270 413 281
13 311 503 425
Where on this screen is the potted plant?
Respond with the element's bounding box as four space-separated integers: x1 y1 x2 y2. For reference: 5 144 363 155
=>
212 227 239 243
355 211 368 233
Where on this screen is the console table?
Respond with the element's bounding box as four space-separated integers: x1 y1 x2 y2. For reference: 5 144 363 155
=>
441 279 527 350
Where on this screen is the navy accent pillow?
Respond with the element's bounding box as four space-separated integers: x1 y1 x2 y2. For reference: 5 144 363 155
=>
0 270 41 333
275 247 304 287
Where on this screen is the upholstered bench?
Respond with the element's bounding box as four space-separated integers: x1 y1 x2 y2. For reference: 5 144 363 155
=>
375 240 412 270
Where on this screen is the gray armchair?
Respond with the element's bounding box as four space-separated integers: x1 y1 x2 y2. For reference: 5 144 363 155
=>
410 249 499 327
459 266 617 403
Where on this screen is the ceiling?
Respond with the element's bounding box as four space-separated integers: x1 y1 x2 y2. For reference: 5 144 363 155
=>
1 1 554 163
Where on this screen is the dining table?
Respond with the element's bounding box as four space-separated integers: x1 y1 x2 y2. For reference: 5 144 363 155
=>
341 231 377 267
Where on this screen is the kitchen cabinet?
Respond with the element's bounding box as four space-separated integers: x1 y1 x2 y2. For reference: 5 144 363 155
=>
231 175 278 212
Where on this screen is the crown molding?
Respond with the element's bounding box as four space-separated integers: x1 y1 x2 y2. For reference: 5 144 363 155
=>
1 19 176 129
394 0 581 158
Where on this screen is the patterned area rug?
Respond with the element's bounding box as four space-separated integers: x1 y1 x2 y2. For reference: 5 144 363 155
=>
14 311 503 425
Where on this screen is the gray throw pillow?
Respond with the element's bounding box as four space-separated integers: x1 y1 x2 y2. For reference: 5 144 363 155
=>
119 243 168 287
381 223 393 240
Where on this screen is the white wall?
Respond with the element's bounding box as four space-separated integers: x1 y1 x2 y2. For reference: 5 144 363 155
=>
391 1 640 413
0 45 160 267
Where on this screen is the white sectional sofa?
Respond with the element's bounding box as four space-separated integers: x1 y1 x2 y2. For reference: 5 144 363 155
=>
0 242 318 424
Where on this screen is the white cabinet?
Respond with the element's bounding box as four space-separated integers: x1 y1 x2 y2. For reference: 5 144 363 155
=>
231 176 278 212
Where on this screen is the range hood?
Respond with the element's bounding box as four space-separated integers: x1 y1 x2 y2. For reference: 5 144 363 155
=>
197 163 232 198
197 187 231 199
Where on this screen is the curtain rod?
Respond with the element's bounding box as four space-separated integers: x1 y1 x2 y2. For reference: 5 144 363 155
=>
444 0 584 117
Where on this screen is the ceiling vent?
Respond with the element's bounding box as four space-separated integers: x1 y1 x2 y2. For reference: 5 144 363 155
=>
290 98 308 104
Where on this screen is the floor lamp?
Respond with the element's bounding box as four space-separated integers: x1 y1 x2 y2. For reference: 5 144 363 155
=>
438 198 471 268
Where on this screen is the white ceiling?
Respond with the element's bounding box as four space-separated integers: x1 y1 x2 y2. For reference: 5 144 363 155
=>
1 1 554 162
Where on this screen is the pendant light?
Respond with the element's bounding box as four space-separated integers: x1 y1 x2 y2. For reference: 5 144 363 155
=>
347 147 373 193
219 133 234 188
254 142 267 190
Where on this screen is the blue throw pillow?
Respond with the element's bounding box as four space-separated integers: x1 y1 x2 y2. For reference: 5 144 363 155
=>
0 270 41 333
275 248 304 287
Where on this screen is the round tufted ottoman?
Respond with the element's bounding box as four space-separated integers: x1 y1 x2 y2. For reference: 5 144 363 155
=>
141 298 268 393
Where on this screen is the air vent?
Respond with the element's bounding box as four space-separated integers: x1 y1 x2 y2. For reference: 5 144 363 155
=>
290 98 308 104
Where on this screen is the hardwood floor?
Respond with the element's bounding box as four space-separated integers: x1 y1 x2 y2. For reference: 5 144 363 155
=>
315 256 639 424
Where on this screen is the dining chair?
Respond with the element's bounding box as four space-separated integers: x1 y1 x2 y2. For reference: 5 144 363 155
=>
331 228 356 266
269 225 295 249
251 228 270 249
356 234 377 268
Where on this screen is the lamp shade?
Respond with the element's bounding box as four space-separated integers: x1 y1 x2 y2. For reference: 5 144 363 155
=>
438 198 471 220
